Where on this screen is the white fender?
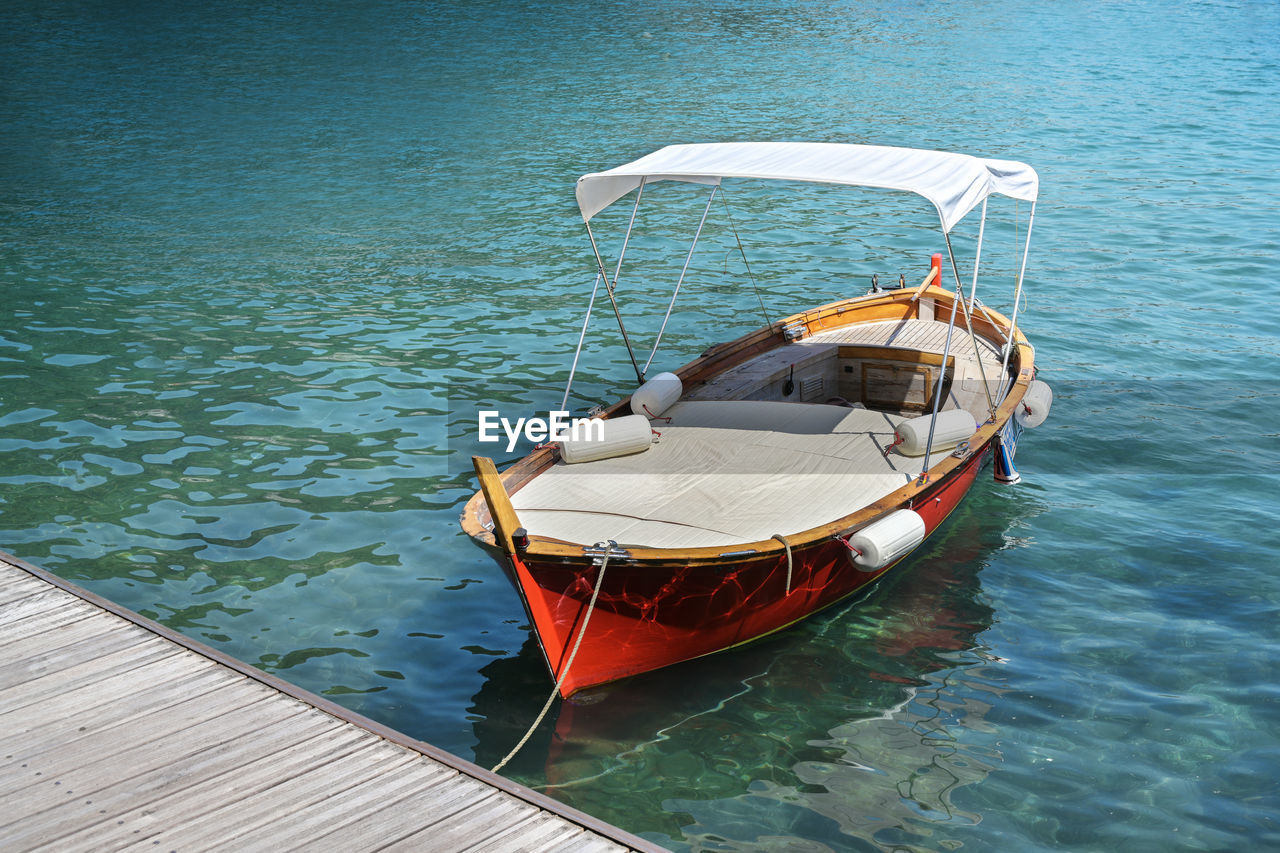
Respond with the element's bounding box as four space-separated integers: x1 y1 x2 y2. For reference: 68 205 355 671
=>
559 414 653 464
1015 379 1052 428
846 509 927 572
631 372 682 419
893 410 976 456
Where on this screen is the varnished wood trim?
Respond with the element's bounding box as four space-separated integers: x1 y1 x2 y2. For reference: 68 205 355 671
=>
837 345 954 367
473 456 522 555
911 265 941 300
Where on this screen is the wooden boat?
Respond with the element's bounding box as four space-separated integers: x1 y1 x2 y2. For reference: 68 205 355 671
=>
461 143 1050 697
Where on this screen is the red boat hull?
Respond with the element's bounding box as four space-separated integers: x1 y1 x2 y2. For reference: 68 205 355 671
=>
500 443 990 697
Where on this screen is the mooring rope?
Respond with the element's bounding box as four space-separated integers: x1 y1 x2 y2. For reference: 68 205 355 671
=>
491 547 612 774
770 533 793 595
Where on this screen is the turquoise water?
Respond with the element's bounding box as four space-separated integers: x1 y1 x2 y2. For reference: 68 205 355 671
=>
3 1 1278 849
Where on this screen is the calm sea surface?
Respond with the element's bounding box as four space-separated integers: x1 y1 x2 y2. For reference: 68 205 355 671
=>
3 1 1278 849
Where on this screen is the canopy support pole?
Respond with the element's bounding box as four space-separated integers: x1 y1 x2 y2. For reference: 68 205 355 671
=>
972 300 1011 347
920 204 997 481
919 247 962 484
585 179 647 386
948 202 999 421
644 185 718 376
967 199 988 314
998 202 1037 402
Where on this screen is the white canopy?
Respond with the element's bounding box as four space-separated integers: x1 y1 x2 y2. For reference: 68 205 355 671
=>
575 142 1039 233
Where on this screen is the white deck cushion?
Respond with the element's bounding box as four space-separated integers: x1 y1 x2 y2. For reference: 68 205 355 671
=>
511 401 954 548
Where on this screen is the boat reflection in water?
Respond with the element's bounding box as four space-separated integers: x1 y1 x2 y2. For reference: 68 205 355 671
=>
470 486 1042 848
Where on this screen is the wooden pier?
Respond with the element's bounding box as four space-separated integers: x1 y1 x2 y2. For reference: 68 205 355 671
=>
0 551 665 852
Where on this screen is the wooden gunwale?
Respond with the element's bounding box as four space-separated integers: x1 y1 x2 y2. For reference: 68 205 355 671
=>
460 286 1032 567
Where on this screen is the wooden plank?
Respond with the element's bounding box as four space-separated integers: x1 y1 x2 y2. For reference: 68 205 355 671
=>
0 644 218 722
557 834 640 853
478 814 600 853
0 688 281 801
0 569 29 590
180 742 440 845
233 758 453 850
141 742 414 845
0 609 102 650
0 611 141 678
42 722 366 845
1 709 341 851
49 725 375 851
474 454 522 554
0 590 100 644
386 792 543 851
0 571 50 607
306 767 475 850
9 674 270 774
838 344 952 366
0 637 179 713
0 662 236 758
351 777 504 850
0 586 97 623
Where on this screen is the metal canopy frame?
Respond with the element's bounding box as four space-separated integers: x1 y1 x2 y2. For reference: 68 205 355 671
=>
561 165 1038 427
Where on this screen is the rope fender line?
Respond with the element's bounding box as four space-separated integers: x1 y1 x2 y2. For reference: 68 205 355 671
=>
642 403 672 423
838 535 863 556
770 533 793 595
491 546 612 774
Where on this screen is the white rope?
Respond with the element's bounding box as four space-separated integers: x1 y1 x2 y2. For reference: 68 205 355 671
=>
644 186 718 376
560 271 602 411
770 533 793 595
491 548 612 774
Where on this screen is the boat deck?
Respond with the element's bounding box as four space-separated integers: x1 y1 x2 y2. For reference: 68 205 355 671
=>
807 315 1004 366
511 400 957 549
0 552 663 852
510 318 1000 550
688 317 1005 413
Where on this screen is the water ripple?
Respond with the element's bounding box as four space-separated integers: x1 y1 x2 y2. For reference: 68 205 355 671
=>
3 0 1279 849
